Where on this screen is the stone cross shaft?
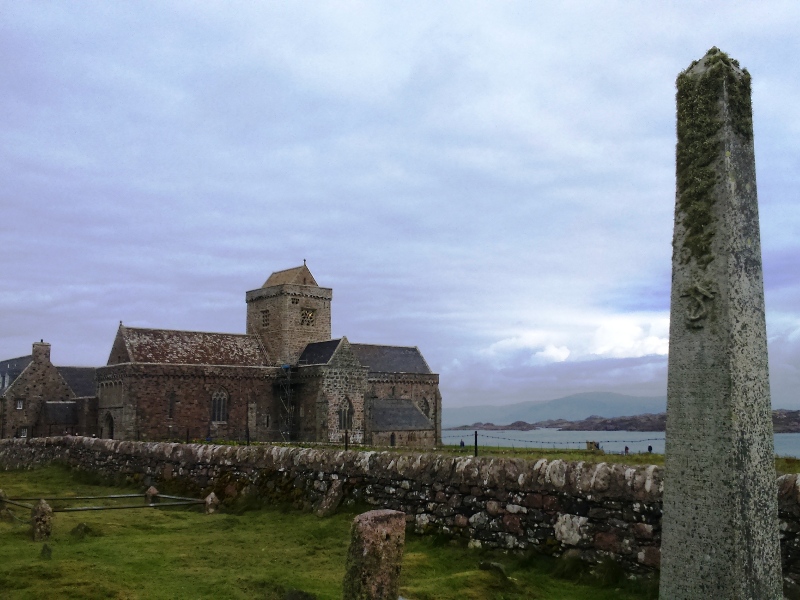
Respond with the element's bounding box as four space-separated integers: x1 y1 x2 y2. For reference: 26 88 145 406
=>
659 48 781 599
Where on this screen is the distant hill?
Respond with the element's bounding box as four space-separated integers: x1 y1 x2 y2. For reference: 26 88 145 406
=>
442 392 667 428
446 408 800 433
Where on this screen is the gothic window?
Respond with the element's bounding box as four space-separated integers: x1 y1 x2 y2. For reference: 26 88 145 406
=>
261 310 270 327
16 399 24 410
19 427 28 438
291 298 299 305
300 308 316 326
167 392 176 419
211 389 228 423
417 397 430 417
338 399 354 431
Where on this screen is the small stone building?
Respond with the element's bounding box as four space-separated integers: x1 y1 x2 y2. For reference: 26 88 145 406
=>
92 264 441 446
0 342 97 439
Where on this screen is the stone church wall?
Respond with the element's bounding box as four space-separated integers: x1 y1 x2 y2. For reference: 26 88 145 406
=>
322 345 368 444
96 365 281 442
366 374 441 446
4 436 800 589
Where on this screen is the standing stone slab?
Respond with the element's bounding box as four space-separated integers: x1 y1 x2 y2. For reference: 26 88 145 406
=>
660 48 781 599
31 499 54 541
342 509 406 600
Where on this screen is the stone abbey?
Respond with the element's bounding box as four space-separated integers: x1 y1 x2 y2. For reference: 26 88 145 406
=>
0 264 442 447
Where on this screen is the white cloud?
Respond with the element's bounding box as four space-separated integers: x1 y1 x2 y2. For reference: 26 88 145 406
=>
1 1 799 410
589 316 670 358
531 344 571 364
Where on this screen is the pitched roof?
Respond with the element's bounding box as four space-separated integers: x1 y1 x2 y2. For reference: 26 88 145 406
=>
0 355 33 372
57 367 97 397
263 264 318 287
118 327 268 366
369 398 433 431
298 339 341 366
0 355 32 394
350 344 432 374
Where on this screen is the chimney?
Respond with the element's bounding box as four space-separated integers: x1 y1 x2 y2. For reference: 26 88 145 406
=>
32 341 51 364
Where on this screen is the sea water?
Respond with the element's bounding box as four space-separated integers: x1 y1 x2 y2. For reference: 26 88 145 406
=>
443 429 800 458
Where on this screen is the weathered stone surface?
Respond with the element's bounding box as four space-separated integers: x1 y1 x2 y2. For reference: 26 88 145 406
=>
342 509 406 600
70 522 94 539
478 561 507 578
204 492 220 515
554 514 589 546
314 479 344 517
660 48 782 599
145 486 159 504
31 499 53 541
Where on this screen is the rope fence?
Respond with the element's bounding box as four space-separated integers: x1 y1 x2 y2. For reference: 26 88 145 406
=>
1 489 209 520
1 487 217 542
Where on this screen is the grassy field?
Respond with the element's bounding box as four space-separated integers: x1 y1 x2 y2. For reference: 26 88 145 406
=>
0 465 659 600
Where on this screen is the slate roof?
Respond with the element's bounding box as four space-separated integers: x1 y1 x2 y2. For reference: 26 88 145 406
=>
351 344 432 374
0 355 32 394
120 327 268 366
298 339 341 366
44 401 79 425
369 398 433 431
0 355 32 372
57 367 97 397
263 264 318 287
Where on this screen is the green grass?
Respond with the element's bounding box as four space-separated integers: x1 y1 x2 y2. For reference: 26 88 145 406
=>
0 465 657 599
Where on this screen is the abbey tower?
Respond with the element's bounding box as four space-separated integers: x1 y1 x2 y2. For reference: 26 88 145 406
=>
245 263 333 365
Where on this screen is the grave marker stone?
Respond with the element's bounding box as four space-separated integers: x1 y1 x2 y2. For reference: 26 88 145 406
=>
342 509 406 600
659 48 782 599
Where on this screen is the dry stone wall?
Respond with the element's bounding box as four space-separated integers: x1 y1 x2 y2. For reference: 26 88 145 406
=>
3 436 800 585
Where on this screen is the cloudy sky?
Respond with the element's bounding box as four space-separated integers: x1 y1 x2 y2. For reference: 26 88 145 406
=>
2 2 799 409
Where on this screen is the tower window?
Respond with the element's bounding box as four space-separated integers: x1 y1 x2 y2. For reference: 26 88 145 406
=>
211 389 228 422
167 392 176 419
291 298 299 305
300 308 316 326
19 427 28 438
261 309 270 327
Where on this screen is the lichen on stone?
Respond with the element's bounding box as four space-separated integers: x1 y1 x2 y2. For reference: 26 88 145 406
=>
675 47 753 268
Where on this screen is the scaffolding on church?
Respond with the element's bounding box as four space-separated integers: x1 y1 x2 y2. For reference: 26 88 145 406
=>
278 365 295 442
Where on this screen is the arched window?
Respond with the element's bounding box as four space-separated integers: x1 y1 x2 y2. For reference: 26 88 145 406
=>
338 398 353 431
211 389 228 422
417 397 430 417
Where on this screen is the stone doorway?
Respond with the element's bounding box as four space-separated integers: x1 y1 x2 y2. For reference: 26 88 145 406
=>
103 413 114 439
